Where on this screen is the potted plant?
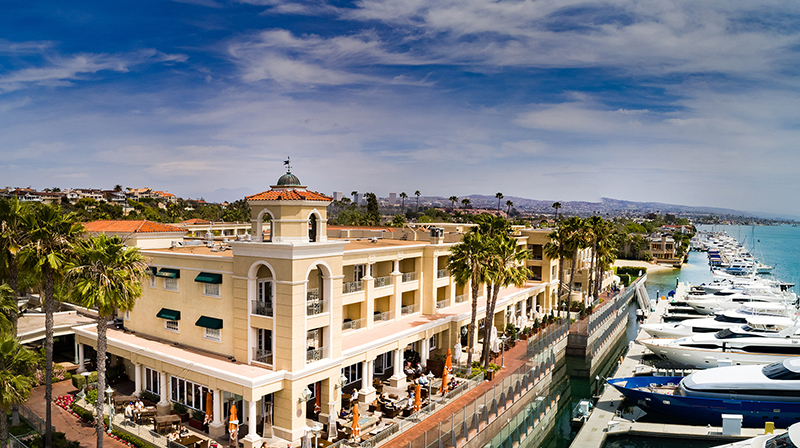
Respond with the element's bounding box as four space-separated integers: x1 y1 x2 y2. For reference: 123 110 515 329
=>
172 403 189 422
189 409 206 430
533 318 540 334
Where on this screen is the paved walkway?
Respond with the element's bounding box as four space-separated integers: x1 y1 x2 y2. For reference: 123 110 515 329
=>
25 380 128 448
386 336 537 448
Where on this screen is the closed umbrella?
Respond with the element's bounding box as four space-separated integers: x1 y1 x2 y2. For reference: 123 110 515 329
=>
204 391 213 425
413 383 421 413
490 326 499 353
314 383 321 415
351 402 361 441
439 348 452 395
228 404 239 448
301 430 312 448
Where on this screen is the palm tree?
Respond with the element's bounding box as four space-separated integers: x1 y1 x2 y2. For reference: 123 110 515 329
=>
20 205 83 448
495 192 503 211
0 335 36 448
543 226 568 316
0 285 17 334
585 216 603 305
447 232 489 367
449 196 458 208
461 198 470 209
399 192 407 209
0 198 30 322
66 234 146 448
481 235 532 369
562 217 587 305
552 202 562 221
414 190 421 212
505 200 513 216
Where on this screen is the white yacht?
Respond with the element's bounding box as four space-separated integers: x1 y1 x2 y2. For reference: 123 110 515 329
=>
641 303 792 339
713 422 800 448
639 317 800 368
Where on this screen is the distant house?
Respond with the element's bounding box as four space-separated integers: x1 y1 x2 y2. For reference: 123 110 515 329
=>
645 233 679 263
83 220 185 249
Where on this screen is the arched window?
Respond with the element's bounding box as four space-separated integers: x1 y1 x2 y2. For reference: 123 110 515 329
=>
308 214 317 242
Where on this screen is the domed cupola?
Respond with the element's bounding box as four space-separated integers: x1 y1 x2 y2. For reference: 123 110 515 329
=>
276 172 302 187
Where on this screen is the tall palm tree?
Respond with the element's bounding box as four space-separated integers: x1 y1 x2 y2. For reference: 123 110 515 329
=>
505 200 513 216
414 190 421 212
449 196 458 208
0 285 17 334
20 205 83 448
447 232 489 367
461 198 470 209
561 217 587 304
66 234 146 448
0 198 31 328
585 216 603 304
551 202 562 221
399 192 407 209
481 236 532 369
0 335 36 448
593 221 616 301
495 192 503 211
543 226 568 316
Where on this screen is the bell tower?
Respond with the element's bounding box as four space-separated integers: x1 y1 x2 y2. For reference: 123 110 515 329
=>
246 161 332 243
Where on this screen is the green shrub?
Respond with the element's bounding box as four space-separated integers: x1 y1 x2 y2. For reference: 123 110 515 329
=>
112 429 159 448
87 388 98 404
616 266 646 277
141 391 160 403
172 402 188 415
72 403 94 423
191 410 205 421
27 432 81 448
72 371 98 389
488 363 501 372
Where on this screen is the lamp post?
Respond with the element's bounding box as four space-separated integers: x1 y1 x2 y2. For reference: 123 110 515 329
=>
311 422 323 448
80 371 91 399
105 386 115 434
499 334 508 368
299 386 313 404
425 372 434 406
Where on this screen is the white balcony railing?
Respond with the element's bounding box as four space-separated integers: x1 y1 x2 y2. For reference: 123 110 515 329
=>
401 303 419 316
253 348 273 365
307 298 324 315
252 300 273 317
343 281 363 294
401 272 417 283
342 318 365 332
307 347 324 363
437 269 448 279
455 294 467 304
373 311 392 322
373 276 391 288
436 299 451 309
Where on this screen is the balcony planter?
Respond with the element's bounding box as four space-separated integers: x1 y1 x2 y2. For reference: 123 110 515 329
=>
189 417 205 430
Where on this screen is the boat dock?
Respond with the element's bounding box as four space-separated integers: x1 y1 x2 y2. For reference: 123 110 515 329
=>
569 282 777 448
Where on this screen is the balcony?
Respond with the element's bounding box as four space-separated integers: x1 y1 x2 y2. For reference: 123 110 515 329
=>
252 348 273 365
307 298 324 316
400 303 419 316
343 281 363 294
529 254 543 261
373 311 392 322
455 294 467 304
252 300 273 317
437 269 448 279
342 318 365 332
401 272 417 283
306 347 324 363
436 298 451 309
373 276 391 288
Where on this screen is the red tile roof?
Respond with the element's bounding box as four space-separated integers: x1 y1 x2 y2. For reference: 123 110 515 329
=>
84 220 184 234
180 218 210 224
246 189 331 201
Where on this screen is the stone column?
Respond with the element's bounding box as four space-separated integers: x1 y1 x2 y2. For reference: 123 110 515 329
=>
157 373 170 415
359 360 376 403
247 399 258 439
133 363 142 397
389 349 406 388
76 344 86 373
209 389 225 438
420 337 430 368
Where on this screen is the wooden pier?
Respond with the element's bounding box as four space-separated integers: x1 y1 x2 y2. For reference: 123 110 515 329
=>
569 282 775 448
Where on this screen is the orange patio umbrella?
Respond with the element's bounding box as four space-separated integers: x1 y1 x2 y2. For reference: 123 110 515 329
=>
413 383 421 413
204 391 213 425
351 402 361 441
229 403 239 446
439 348 452 395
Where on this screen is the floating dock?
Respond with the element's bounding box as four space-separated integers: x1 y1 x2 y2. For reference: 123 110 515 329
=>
569 282 778 448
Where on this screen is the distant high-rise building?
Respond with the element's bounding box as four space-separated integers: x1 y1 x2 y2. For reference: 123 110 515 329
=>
332 191 343 201
389 192 397 204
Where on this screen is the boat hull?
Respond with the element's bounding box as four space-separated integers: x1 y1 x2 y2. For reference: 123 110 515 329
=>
639 338 800 368
608 376 800 428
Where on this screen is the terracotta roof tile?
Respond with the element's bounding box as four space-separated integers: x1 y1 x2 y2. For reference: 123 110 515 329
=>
246 189 331 201
84 220 184 234
180 218 210 224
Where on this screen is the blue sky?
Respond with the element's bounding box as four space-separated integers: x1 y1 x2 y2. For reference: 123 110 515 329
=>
2 0 800 215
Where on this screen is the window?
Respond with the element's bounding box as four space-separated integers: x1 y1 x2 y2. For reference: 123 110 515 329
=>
144 368 160 395
343 363 362 386
552 266 557 277
203 283 220 297
165 320 179 332
353 264 367 282
429 334 438 350
258 280 272 304
149 274 156 288
573 282 582 292
374 352 393 375
204 327 221 342
170 375 210 411
164 277 178 291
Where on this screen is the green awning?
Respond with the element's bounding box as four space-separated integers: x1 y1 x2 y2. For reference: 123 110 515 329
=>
195 316 223 330
195 272 222 284
155 268 180 279
156 308 180 321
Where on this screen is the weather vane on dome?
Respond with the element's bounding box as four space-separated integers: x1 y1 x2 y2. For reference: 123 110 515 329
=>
283 157 292 173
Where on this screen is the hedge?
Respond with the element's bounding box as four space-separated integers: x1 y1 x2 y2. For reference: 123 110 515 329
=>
616 266 646 277
72 371 98 389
